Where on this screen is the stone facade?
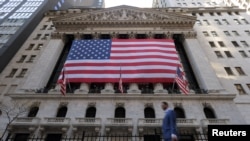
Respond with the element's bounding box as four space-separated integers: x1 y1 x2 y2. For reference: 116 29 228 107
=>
0 5 249 140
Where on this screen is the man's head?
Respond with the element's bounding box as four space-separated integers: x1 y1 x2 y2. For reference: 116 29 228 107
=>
161 101 168 110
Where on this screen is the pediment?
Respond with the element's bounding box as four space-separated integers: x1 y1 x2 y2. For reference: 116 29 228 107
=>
52 5 196 26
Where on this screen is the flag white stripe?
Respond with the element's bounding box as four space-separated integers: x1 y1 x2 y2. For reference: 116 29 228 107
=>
65 59 180 64
112 47 176 51
64 65 178 71
111 52 178 57
112 42 175 45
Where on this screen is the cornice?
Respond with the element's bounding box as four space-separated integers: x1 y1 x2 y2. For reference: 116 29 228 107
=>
7 93 236 101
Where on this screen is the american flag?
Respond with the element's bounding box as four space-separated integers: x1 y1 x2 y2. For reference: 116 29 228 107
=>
59 68 66 96
175 66 189 94
59 39 181 83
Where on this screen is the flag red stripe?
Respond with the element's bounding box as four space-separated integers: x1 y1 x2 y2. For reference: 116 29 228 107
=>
63 69 177 74
66 78 175 83
110 55 179 60
111 50 177 54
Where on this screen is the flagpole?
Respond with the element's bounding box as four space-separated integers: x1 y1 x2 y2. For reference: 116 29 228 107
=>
171 79 176 93
65 67 72 94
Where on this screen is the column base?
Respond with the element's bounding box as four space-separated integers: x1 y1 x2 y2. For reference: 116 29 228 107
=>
153 89 168 94
74 89 89 94
101 89 115 94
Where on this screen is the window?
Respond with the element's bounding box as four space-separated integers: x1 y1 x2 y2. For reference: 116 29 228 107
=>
247 84 250 90
85 107 96 118
234 19 241 25
239 51 248 58
144 107 155 118
35 44 43 50
202 31 209 37
6 69 17 77
218 41 225 47
214 19 221 25
204 107 216 118
17 55 26 63
40 25 47 30
242 19 249 24
245 30 250 36
235 67 246 75
232 31 239 36
215 51 223 58
224 51 233 58
222 19 230 25
27 107 39 117
240 41 249 47
232 41 240 47
209 12 214 16
13 134 30 141
228 12 232 15
203 20 210 25
45 134 62 141
211 31 218 37
196 20 202 25
174 107 185 118
33 34 41 40
56 106 67 117
209 41 216 47
26 44 34 50
234 84 246 94
27 55 36 63
199 13 203 16
224 67 234 75
224 31 231 36
17 69 27 77
42 34 50 40
217 12 221 16
115 107 125 118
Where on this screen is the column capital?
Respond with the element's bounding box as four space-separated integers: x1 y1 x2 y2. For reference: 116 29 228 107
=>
183 31 197 39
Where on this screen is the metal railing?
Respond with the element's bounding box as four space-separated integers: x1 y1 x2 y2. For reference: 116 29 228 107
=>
3 133 208 141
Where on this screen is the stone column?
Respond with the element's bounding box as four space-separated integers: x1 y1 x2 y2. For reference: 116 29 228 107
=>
74 83 89 94
21 38 65 91
153 83 168 94
183 34 226 93
127 83 141 94
101 83 115 94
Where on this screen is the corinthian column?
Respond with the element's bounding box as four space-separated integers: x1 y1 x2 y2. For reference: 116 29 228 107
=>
127 83 141 94
101 83 115 94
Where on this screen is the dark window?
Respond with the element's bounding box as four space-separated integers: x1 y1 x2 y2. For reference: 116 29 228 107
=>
209 41 216 47
45 134 62 141
224 67 234 75
174 107 185 118
56 106 67 117
115 107 125 118
6 69 18 78
144 107 155 118
218 41 225 47
136 34 147 39
118 34 129 39
100 34 111 39
224 51 233 58
85 107 96 118
13 134 30 141
214 51 223 58
27 107 39 117
235 67 246 75
235 84 246 94
82 34 93 39
232 41 240 47
204 107 216 118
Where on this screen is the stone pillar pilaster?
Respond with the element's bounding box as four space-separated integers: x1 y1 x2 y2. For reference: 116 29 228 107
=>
127 83 141 94
74 83 89 94
101 83 115 94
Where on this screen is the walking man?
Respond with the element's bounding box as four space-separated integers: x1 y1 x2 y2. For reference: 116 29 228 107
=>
161 102 178 141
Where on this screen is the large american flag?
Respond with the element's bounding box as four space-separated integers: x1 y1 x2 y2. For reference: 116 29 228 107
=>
59 39 181 83
175 66 189 94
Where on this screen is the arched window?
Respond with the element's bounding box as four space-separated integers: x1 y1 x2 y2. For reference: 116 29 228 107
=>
204 107 216 118
85 107 96 118
174 107 185 118
27 106 39 117
115 107 125 118
144 107 155 118
56 106 67 117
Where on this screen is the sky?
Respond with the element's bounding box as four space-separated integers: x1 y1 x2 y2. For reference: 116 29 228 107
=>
105 0 153 8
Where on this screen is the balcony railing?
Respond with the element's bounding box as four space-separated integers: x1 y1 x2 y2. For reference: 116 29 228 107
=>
138 118 162 127
74 118 101 126
11 117 41 126
106 118 133 127
41 117 71 126
177 118 199 127
201 118 229 126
